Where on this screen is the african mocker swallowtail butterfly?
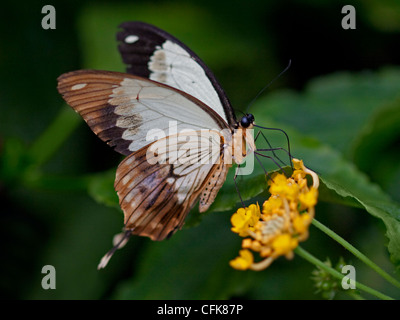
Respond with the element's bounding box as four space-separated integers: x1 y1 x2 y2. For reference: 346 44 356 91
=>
57 21 257 268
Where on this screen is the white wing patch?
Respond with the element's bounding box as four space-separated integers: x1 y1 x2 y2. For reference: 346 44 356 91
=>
148 40 228 123
124 35 139 44
71 83 87 90
109 77 225 152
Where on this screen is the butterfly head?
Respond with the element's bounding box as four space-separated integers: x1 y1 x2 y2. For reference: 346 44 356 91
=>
239 113 255 129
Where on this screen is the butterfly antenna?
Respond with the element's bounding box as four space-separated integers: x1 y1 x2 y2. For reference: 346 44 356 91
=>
97 229 132 270
245 59 292 113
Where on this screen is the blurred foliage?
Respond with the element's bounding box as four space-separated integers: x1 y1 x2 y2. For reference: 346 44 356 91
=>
1 0 400 300
311 257 355 300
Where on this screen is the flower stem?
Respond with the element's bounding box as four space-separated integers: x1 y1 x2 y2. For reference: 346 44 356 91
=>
346 290 365 300
312 218 400 290
295 246 394 300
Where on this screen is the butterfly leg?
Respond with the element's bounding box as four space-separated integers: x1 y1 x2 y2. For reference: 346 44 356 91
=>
254 130 291 167
253 125 293 170
233 164 246 208
254 151 291 177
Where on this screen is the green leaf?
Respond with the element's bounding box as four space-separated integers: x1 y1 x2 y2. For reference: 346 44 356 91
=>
256 67 400 156
296 131 400 269
351 98 400 169
321 174 400 268
87 170 120 209
350 97 400 202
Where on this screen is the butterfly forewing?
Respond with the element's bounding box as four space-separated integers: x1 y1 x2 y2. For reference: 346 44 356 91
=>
117 21 237 127
57 70 229 155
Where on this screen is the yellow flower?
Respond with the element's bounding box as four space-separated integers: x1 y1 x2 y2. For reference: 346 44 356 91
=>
229 249 254 270
262 196 283 216
292 169 306 180
269 174 299 201
247 203 261 225
271 234 298 257
293 213 312 234
242 238 253 249
229 158 319 271
231 203 260 236
292 158 304 170
268 174 288 194
299 188 318 208
230 208 250 235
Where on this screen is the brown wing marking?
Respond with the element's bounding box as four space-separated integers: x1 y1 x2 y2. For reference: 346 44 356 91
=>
57 70 136 155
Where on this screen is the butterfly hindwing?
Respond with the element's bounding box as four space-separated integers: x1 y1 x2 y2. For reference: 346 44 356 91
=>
117 21 237 127
115 130 230 240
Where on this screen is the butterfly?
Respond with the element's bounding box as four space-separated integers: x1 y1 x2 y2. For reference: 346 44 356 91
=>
57 21 258 268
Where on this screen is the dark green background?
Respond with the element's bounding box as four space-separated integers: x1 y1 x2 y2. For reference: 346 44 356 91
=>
1 0 400 299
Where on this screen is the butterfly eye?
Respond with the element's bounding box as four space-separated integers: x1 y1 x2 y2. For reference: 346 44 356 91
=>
240 116 250 128
248 113 255 123
240 114 254 128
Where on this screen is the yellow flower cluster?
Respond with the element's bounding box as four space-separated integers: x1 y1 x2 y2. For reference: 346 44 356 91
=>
230 159 319 271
